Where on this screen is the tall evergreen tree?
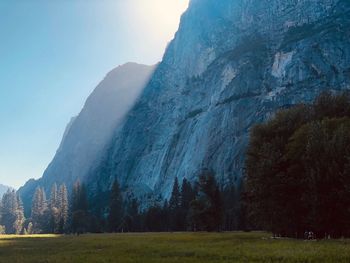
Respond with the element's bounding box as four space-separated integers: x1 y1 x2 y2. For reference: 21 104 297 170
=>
180 178 195 230
108 180 124 232
58 184 69 233
71 181 89 234
49 183 59 233
169 177 182 231
222 184 238 231
14 195 25 234
124 198 141 232
31 187 49 233
0 190 25 234
50 183 59 208
144 204 166 232
189 169 223 232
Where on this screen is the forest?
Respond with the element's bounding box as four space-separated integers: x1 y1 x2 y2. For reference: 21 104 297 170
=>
0 170 241 234
244 92 350 238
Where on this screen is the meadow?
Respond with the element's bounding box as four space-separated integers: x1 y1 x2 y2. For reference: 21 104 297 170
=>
0 232 349 263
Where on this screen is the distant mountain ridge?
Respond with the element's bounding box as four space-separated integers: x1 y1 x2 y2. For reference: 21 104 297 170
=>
0 184 12 197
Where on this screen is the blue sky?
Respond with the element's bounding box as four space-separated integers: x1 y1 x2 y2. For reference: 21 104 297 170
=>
0 0 189 188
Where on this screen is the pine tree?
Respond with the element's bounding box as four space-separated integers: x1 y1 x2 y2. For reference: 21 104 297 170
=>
71 181 89 234
50 183 59 208
107 180 123 232
222 184 238 231
144 204 165 232
124 198 140 232
72 181 88 212
189 169 223 232
162 199 170 232
169 177 181 211
0 190 25 234
180 178 195 230
49 183 59 233
31 187 49 233
14 195 25 234
58 184 69 233
169 177 182 231
1 190 16 234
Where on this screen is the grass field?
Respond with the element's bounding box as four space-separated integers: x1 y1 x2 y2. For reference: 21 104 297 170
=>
0 232 350 263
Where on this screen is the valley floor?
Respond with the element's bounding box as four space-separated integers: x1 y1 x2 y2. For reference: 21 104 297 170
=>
0 232 349 263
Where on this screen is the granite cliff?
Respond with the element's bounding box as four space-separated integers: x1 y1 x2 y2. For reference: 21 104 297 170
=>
89 0 350 203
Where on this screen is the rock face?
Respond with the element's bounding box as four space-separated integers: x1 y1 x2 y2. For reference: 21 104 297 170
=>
19 63 155 213
88 0 350 202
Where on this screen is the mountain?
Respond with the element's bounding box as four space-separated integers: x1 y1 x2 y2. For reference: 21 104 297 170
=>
86 0 350 204
0 184 12 197
20 0 350 212
19 63 156 214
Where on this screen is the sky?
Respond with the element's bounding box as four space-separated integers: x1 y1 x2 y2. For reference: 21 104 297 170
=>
0 0 189 188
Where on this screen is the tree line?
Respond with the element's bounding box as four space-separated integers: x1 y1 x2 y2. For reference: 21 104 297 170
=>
0 170 243 234
244 92 350 238
0 184 69 234
104 169 242 233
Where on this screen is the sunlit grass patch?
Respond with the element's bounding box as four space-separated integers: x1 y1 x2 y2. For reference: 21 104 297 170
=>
0 234 60 239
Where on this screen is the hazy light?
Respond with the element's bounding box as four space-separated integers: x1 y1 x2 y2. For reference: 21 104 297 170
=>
133 0 189 37
117 0 190 62
0 0 190 188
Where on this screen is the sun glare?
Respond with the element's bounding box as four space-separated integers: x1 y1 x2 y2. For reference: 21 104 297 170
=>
127 0 189 42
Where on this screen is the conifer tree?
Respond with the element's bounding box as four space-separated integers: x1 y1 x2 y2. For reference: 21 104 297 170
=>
49 183 59 233
58 184 69 233
31 187 49 233
189 169 223 231
169 177 182 231
169 177 181 210
107 180 123 232
180 178 195 230
14 195 25 234
0 190 16 234
222 184 238 231
0 190 25 234
50 183 59 208
71 181 89 234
